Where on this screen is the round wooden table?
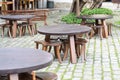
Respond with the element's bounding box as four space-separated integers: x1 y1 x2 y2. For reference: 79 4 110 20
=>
0 48 53 80
0 14 35 38
78 14 113 38
38 24 91 63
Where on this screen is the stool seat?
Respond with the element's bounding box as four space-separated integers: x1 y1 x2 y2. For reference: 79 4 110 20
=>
35 40 62 63
36 72 58 80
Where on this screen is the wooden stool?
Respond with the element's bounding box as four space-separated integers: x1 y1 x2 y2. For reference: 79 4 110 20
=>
0 24 12 38
95 25 103 39
107 23 112 36
34 40 62 63
18 22 37 37
85 22 95 39
22 22 37 35
63 38 87 62
18 23 32 37
35 72 58 80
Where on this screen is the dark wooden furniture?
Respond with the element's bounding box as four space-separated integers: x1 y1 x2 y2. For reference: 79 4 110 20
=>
112 0 120 3
0 48 53 80
37 24 91 64
78 14 113 38
63 37 88 62
35 72 58 80
35 40 62 63
0 1 13 12
0 14 35 38
112 0 120 8
0 23 12 38
1 9 49 25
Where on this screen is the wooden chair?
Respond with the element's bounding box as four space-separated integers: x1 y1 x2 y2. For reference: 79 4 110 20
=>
34 40 62 63
62 37 88 62
0 1 13 15
24 0 34 9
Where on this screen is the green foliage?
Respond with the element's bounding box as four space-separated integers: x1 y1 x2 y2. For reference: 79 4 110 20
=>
61 13 82 24
61 8 113 24
81 8 113 15
115 21 120 25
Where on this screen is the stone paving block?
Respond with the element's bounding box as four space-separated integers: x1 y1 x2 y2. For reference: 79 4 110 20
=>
73 72 83 77
71 78 81 80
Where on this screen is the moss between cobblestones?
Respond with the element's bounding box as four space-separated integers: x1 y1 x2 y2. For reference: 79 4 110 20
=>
80 63 86 80
92 37 97 80
100 39 103 80
114 29 120 68
111 28 120 68
71 64 77 79
106 38 114 80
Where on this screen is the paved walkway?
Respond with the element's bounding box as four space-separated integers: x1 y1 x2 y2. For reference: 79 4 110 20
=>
0 2 120 80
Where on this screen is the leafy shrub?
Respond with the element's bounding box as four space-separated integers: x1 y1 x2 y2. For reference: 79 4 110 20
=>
61 13 82 24
61 8 113 24
81 8 113 15
115 21 120 25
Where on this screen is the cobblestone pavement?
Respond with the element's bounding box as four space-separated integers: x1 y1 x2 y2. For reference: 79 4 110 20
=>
1 3 120 80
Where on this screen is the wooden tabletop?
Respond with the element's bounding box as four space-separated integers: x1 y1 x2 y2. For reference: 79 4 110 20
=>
37 24 91 35
0 48 53 75
0 14 35 20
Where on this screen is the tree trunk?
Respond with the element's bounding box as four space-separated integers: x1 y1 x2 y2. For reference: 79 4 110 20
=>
70 0 104 15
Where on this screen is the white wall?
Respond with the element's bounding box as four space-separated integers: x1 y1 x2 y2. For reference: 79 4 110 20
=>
52 0 72 3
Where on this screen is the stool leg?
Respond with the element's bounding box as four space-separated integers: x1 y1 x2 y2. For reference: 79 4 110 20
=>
54 46 62 63
42 45 48 51
76 44 81 58
1 27 4 37
19 26 23 37
35 43 39 49
100 27 103 39
63 44 69 61
8 27 12 38
27 25 33 36
81 44 85 62
83 44 86 61
31 71 36 80
48 46 52 52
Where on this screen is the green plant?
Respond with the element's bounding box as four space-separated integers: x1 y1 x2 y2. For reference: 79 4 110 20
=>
61 8 113 24
81 8 113 15
115 21 120 25
61 13 82 24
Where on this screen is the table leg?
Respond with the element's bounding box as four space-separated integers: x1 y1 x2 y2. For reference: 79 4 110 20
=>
12 20 17 38
45 35 50 42
69 35 77 63
102 20 108 38
9 74 19 80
